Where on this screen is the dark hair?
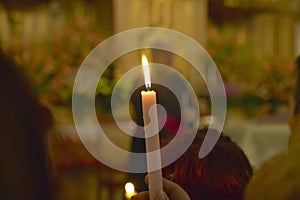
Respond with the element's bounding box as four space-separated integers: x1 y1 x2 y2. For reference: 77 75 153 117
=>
296 55 300 70
294 55 300 114
0 49 53 200
0 49 53 133
163 129 253 200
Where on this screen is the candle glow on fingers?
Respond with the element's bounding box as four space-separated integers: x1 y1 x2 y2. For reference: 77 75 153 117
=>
142 53 151 90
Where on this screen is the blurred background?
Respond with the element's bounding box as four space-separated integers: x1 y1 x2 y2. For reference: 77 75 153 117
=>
0 0 299 199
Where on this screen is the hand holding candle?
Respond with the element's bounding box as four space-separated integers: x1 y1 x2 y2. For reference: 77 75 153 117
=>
141 54 163 200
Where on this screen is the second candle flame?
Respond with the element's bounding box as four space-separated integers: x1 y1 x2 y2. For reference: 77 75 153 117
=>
141 54 151 90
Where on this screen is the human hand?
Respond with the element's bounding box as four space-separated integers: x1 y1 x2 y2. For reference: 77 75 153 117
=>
131 175 190 200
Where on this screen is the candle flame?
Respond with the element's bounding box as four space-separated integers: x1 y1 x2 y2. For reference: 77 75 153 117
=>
125 182 135 195
141 54 151 90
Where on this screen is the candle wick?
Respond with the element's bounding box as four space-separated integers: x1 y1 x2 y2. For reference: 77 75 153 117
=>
145 83 151 91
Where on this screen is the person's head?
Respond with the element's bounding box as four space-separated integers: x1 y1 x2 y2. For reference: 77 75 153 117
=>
244 141 300 200
163 128 253 200
0 49 53 135
0 49 53 200
296 55 300 72
289 55 300 140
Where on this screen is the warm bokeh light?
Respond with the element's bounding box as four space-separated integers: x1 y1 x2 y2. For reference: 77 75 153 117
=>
141 53 151 90
125 182 137 199
125 182 135 195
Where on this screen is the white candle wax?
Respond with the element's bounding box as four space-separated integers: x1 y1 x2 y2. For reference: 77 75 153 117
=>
141 53 163 200
141 90 163 200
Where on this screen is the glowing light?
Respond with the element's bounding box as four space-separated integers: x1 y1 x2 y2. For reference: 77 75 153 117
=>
125 182 135 196
141 54 151 90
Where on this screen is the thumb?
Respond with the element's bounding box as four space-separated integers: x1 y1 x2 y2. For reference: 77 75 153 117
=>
131 191 149 200
161 178 191 200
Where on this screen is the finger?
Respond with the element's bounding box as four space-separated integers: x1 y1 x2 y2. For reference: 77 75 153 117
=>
144 175 190 199
162 178 191 200
155 189 170 200
145 174 177 192
144 174 149 185
161 178 178 193
131 191 149 200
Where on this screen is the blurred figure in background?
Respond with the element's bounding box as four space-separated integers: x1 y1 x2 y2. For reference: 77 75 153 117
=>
289 55 300 143
244 55 300 200
244 142 300 200
0 48 53 200
162 128 253 200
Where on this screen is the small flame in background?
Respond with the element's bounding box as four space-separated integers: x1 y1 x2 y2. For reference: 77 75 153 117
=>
125 182 137 199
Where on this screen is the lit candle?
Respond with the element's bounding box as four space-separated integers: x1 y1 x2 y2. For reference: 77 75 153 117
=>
125 182 137 200
141 54 163 200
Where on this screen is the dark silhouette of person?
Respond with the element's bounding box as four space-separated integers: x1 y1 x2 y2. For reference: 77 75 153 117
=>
289 55 300 142
245 55 300 200
0 48 53 200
